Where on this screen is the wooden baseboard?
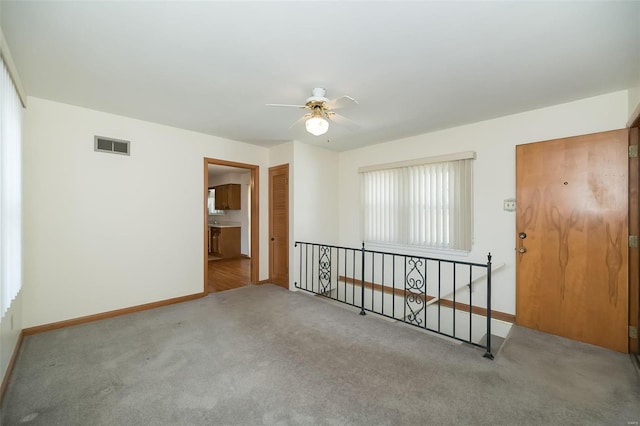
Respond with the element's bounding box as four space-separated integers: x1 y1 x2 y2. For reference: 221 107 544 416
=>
22 292 205 336
258 279 270 285
0 330 24 404
337 275 515 323
437 299 515 323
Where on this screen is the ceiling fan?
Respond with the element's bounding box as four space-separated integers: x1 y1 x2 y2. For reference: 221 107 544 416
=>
267 88 359 136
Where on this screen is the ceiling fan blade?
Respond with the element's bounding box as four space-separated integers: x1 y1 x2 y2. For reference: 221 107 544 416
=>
266 103 308 109
327 112 360 131
288 112 312 130
325 95 358 110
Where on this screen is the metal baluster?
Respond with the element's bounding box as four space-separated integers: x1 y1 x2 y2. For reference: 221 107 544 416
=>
437 261 441 333
301 243 305 290
343 249 347 303
371 252 375 313
360 242 366 315
295 242 299 289
332 247 335 299
352 249 355 305
381 254 385 316
423 258 427 329
453 263 456 339
305 244 309 291
311 244 315 293
392 255 396 319
469 265 473 344
403 255 407 323
483 253 494 360
335 248 339 301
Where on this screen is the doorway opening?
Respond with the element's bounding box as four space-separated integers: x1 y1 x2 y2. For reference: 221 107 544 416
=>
204 158 259 293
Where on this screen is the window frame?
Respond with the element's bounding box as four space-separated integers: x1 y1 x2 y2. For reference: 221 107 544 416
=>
359 152 475 255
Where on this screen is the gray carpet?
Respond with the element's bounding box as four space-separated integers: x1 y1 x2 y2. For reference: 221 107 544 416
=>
1 284 638 425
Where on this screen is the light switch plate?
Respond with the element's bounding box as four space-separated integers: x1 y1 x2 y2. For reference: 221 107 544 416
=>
503 198 516 212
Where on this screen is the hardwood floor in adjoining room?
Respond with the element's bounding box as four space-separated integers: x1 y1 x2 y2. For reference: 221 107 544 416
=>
208 257 251 293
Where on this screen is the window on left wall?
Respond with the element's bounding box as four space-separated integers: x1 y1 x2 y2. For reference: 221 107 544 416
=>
208 188 225 215
0 56 24 318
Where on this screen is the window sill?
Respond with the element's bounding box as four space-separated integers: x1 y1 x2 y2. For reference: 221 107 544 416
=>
363 241 471 259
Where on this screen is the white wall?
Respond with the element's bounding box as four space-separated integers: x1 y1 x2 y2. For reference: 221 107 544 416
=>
628 58 640 123
291 141 340 289
267 141 340 290
22 97 270 328
629 83 640 124
338 90 630 316
292 141 340 245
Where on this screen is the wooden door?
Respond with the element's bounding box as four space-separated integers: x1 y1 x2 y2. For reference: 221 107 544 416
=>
214 185 226 210
269 164 289 288
516 129 629 353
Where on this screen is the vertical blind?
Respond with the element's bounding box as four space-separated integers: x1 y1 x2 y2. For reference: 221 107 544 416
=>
0 56 23 318
361 155 474 251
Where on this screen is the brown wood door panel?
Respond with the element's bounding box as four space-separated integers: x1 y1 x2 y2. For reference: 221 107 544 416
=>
516 129 629 353
269 164 289 288
226 184 241 210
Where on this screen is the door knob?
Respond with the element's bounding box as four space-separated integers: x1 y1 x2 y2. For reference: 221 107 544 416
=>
518 247 527 253
519 232 527 239
270 237 275 241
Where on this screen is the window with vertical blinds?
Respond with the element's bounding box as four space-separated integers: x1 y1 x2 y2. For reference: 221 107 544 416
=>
360 152 474 252
0 55 23 318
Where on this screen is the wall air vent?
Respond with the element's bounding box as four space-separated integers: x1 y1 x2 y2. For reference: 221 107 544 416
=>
94 136 130 156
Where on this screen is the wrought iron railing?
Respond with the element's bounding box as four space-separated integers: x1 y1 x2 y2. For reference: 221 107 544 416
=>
294 241 495 359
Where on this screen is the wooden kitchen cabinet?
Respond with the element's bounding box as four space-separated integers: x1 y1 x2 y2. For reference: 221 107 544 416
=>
211 227 241 258
214 184 241 210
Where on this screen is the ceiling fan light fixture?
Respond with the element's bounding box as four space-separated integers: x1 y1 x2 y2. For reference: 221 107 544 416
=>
305 116 329 136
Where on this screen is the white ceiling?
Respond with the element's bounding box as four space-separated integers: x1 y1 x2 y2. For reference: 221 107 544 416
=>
2 1 639 151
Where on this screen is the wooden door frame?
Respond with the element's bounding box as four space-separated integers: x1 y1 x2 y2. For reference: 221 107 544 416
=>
268 163 289 287
203 158 259 292
629 113 640 354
